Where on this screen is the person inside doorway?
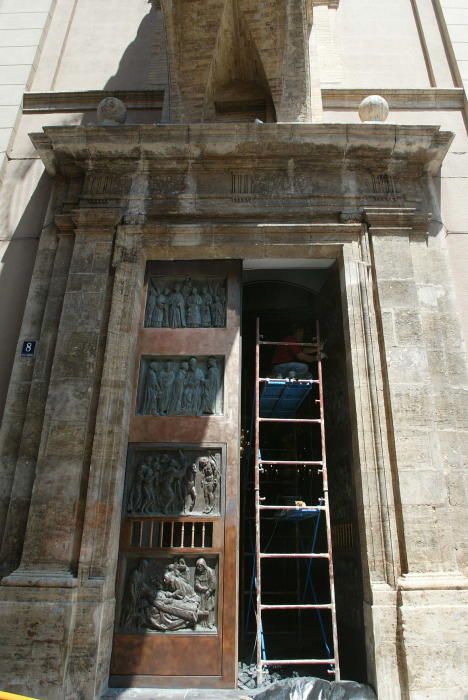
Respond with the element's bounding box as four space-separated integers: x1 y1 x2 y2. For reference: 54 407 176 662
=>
271 323 318 378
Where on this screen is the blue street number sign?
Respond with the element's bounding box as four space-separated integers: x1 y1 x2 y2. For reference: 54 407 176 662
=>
21 341 36 357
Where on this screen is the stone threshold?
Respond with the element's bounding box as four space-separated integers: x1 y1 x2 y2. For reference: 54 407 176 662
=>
102 691 251 699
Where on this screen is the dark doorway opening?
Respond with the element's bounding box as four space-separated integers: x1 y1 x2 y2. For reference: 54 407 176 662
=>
239 262 367 684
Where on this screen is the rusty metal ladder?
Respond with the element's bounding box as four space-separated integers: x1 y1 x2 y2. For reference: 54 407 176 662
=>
254 318 340 685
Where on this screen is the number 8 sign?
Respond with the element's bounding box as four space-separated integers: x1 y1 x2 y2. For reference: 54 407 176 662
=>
21 341 36 357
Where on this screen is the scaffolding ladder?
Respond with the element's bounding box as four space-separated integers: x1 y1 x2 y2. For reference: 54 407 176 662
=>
254 318 340 685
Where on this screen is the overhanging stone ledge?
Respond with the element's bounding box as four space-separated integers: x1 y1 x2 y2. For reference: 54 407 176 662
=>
29 123 454 178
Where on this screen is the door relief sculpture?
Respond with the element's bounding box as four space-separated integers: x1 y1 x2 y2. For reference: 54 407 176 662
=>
125 448 222 517
145 276 227 328
138 357 224 416
119 556 218 634
111 260 241 687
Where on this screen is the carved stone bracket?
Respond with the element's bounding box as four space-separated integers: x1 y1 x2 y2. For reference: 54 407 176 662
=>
364 207 430 236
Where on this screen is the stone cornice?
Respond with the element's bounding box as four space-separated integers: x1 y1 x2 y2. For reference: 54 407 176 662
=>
71 208 122 232
398 572 468 592
322 87 465 110
23 88 462 116
364 207 430 234
30 122 453 179
309 0 340 8
139 221 362 238
23 89 165 114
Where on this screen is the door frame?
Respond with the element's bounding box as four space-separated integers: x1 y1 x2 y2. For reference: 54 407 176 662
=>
78 221 402 693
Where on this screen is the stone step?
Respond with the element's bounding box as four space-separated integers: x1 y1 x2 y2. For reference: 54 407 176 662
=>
102 690 251 700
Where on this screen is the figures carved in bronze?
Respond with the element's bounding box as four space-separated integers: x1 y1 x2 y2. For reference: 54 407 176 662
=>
126 449 221 517
145 276 226 328
119 556 218 633
139 356 223 416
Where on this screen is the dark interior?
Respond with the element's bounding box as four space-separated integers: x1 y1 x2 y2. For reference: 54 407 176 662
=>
239 264 368 682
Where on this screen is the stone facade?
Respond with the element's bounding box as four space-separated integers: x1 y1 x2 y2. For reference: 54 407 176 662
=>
0 1 467 699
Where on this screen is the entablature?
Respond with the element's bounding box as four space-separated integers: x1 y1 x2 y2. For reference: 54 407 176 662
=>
31 123 453 227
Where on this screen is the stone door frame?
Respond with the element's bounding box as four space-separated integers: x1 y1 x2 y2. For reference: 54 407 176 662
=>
73 217 405 695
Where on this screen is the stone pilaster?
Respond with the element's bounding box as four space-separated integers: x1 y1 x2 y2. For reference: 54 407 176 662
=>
341 238 404 698
0 209 129 699
0 216 74 575
64 228 145 699
366 207 468 699
0 199 61 547
367 208 461 574
4 209 120 581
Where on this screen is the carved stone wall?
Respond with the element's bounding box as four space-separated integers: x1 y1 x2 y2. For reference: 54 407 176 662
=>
0 122 466 699
318 267 367 680
125 447 222 517
137 356 224 417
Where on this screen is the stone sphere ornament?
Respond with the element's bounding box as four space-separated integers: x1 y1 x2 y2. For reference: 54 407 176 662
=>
97 96 127 125
358 94 389 123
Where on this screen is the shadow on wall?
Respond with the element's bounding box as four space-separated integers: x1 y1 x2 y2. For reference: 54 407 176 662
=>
0 169 50 420
82 1 168 125
106 2 165 91
0 1 167 419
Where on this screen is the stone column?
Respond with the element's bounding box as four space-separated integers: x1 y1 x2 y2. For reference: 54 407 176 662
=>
341 237 403 699
0 185 63 547
0 209 122 699
63 228 145 699
0 216 74 575
5 210 120 582
367 209 460 574
366 207 468 698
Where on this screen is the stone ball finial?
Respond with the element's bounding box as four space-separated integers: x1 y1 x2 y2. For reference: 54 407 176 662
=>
358 94 389 123
97 96 127 126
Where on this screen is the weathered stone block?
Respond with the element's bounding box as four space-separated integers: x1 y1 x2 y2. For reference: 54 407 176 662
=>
52 330 100 379
390 385 432 428
387 346 429 383
380 310 395 346
445 351 468 385
393 428 435 469
398 469 446 506
377 280 418 309
393 309 423 345
45 421 86 457
431 386 468 430
51 375 95 413
437 429 466 471
372 236 414 280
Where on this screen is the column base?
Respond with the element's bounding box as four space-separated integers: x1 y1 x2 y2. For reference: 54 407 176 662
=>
0 578 111 700
398 574 468 699
1 568 78 587
364 582 403 700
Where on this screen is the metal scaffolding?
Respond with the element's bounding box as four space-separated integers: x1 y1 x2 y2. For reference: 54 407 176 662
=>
254 318 340 685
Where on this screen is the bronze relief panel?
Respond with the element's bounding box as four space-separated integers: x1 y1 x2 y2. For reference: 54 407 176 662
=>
118 555 219 635
145 276 227 328
137 356 224 417
125 447 222 517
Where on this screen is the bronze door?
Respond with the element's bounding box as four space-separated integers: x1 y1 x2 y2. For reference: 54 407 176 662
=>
110 260 241 688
